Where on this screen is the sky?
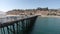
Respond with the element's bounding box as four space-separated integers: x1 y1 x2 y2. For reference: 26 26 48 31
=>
0 0 60 12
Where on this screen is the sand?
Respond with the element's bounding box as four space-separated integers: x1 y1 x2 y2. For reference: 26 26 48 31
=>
39 15 60 18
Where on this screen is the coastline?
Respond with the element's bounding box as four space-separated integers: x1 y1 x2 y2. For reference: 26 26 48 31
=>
39 15 60 18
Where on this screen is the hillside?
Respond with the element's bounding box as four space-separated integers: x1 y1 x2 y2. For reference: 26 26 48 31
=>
6 7 60 16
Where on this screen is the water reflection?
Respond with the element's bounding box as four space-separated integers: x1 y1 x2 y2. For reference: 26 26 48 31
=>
31 17 60 34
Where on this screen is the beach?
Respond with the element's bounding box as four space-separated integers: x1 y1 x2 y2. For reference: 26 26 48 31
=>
39 15 60 18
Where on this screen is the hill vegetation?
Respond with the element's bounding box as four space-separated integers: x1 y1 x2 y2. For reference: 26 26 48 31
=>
6 7 60 16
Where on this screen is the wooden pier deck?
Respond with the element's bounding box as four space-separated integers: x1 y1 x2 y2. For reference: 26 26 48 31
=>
0 15 38 34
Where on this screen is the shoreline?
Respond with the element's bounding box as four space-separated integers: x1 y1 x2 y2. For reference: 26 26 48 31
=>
39 15 60 18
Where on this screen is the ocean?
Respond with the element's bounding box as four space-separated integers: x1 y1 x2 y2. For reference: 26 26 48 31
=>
31 16 60 34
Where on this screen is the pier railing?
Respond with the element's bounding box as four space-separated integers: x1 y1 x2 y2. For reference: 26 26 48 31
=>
0 15 38 34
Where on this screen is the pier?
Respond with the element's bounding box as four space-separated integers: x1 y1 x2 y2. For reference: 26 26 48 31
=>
0 15 38 34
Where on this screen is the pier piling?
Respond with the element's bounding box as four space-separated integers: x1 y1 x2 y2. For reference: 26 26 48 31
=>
0 15 38 34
